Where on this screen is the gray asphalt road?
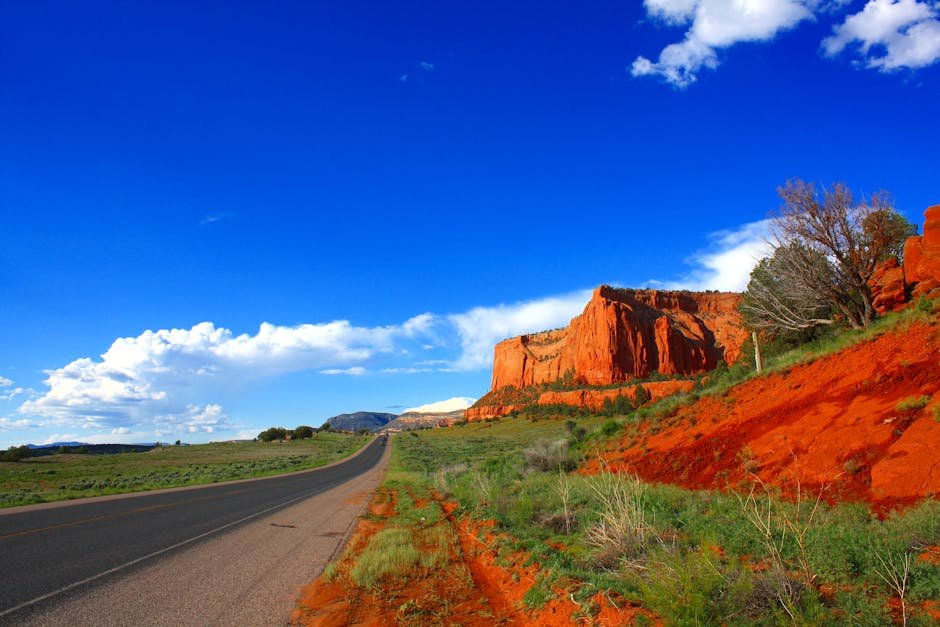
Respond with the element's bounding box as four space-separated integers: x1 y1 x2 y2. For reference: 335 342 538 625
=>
0 437 389 625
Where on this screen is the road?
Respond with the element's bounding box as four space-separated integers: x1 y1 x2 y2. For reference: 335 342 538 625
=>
0 437 390 625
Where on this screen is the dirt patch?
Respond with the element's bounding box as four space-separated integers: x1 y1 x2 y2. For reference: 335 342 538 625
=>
293 490 653 626
583 321 940 509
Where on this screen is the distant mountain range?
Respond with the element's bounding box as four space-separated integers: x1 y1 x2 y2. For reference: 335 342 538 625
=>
324 412 398 432
26 441 88 449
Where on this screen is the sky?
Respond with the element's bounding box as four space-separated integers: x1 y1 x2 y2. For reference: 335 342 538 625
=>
1 0 938 447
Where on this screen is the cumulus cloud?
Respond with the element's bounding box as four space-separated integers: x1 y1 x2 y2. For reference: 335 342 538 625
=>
0 376 12 388
632 0 817 87
447 290 592 371
18 316 435 433
823 0 940 70
654 219 773 291
403 396 476 414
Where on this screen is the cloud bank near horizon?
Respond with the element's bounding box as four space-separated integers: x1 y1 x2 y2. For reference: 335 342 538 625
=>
3 219 771 443
632 0 940 87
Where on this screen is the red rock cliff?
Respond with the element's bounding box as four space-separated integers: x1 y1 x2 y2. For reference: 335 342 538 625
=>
491 286 748 390
903 205 940 299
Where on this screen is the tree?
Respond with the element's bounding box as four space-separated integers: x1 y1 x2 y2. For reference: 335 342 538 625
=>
257 427 288 442
742 243 835 333
746 180 916 331
292 425 314 440
1 445 31 462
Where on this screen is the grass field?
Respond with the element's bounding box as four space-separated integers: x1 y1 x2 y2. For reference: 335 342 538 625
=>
0 432 370 508
385 415 940 624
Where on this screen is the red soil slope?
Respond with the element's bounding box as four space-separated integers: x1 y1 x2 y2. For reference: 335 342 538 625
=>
585 320 940 507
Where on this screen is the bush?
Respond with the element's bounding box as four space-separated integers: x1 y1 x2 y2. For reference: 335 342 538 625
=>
896 395 930 414
0 445 31 462
523 439 577 472
292 425 315 440
257 427 288 442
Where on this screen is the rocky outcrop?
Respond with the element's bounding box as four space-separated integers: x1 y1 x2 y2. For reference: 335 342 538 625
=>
869 257 907 314
490 287 748 390
903 205 940 299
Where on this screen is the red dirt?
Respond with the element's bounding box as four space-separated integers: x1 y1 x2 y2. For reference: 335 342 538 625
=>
582 321 940 509
293 489 653 626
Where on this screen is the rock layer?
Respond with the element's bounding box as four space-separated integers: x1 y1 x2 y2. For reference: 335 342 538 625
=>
490 286 748 390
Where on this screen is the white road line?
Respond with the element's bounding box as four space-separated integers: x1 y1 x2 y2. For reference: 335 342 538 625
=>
0 480 344 620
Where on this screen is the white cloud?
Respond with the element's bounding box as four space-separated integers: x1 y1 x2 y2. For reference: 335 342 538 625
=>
19 316 435 432
0 387 32 402
320 366 368 376
403 396 476 414
40 433 80 445
447 289 592 371
0 417 37 430
420 61 435 71
653 219 773 291
632 0 816 87
823 0 940 70
0 376 12 388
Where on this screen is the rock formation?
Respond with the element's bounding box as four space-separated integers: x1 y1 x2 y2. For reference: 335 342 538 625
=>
903 205 940 299
490 286 748 390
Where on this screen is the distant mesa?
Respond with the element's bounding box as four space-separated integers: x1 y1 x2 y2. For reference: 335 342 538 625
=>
324 412 397 432
468 286 747 420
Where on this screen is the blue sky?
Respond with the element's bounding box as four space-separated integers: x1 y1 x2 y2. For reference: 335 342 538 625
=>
1 0 938 446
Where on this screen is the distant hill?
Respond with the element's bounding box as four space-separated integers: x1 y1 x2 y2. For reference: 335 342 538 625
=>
26 443 157 457
325 412 397 432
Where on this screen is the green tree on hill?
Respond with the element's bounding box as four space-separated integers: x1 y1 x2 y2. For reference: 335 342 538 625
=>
257 427 289 442
744 180 917 333
292 425 315 440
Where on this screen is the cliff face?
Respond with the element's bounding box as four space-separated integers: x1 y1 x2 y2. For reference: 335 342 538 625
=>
490 287 748 390
903 205 940 299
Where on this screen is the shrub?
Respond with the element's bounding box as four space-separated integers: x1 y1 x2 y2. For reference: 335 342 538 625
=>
895 395 930 414
523 439 577 472
585 470 658 567
599 419 622 437
292 425 315 440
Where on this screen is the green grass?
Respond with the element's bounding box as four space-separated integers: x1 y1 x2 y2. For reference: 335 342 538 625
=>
349 527 421 587
0 432 369 508
388 414 940 624
343 448 457 589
